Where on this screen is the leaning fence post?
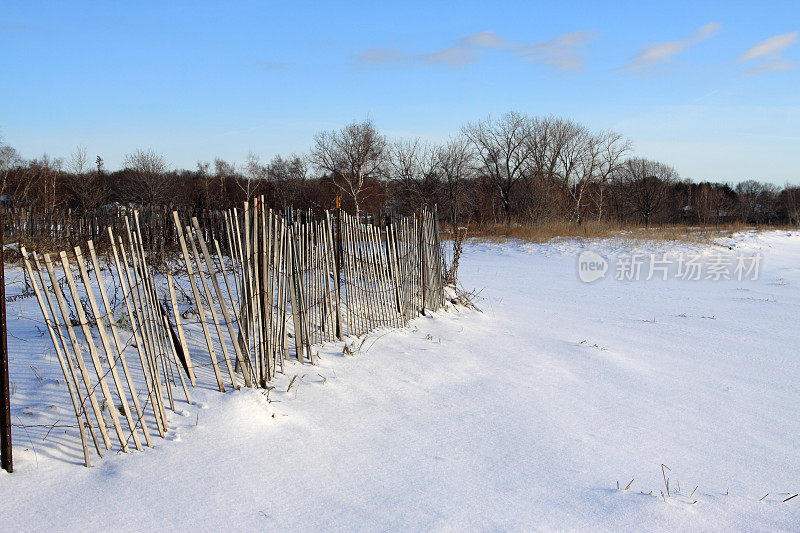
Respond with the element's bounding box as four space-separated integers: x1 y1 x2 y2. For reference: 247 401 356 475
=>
0 202 12 473
419 208 427 316
334 196 343 339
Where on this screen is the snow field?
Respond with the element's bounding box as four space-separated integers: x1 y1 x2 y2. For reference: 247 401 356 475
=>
1 230 798 530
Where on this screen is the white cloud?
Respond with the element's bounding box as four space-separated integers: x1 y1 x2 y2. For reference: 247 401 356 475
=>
739 32 798 61
738 31 798 76
625 22 720 70
460 31 512 50
354 30 596 72
422 45 478 66
517 31 598 72
693 22 721 41
356 49 405 65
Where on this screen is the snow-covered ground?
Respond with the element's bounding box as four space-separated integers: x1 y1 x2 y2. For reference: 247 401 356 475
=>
1 231 799 531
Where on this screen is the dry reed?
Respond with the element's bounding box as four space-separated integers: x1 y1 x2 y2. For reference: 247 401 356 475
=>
442 220 796 245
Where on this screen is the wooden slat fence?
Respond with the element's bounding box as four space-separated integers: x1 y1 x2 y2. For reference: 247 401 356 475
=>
5 205 228 256
21 199 445 466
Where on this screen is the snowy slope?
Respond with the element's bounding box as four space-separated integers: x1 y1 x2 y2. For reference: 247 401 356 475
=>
1 231 798 531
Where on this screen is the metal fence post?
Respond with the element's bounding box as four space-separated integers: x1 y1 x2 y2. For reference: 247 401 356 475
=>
1 201 12 473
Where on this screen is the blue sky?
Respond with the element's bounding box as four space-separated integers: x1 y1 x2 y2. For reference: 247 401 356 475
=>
1 1 798 183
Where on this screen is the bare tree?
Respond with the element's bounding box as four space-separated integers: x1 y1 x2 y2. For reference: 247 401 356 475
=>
388 138 440 211
0 137 21 198
212 157 236 208
270 154 307 207
556 127 629 224
521 116 576 220
388 138 423 202
688 182 726 225
759 183 780 223
436 137 474 228
554 121 591 222
529 116 573 183
436 137 474 285
67 145 88 175
123 149 170 207
591 130 631 222
193 160 212 208
65 146 108 213
615 157 679 227
463 111 534 224
310 119 387 216
239 153 265 203
735 179 778 223
780 185 800 225
25 154 64 210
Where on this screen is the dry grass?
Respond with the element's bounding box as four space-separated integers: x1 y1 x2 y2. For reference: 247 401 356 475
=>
442 220 794 245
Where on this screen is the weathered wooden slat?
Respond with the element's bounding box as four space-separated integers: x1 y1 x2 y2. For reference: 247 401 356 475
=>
172 213 226 392
159 308 191 405
286 224 306 362
190 217 253 387
76 243 145 451
276 219 288 368
212 238 251 377
33 251 104 457
126 223 170 423
187 226 239 389
114 232 167 435
166 273 195 387
59 251 129 452
21 248 93 466
42 252 114 450
87 241 154 447
110 231 165 437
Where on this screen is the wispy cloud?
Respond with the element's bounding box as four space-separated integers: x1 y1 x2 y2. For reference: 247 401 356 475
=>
517 31 598 72
356 49 405 66
422 44 478 66
461 31 512 50
625 22 720 70
354 30 597 72
739 32 798 61
738 31 798 76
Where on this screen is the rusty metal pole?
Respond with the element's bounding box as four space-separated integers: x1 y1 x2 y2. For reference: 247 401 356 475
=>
0 201 12 473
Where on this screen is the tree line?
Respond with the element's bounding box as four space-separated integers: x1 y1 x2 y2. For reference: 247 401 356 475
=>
2 111 798 228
